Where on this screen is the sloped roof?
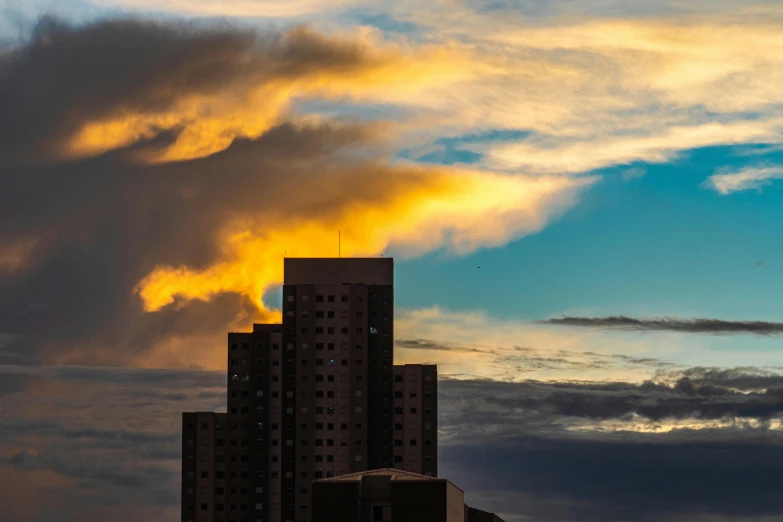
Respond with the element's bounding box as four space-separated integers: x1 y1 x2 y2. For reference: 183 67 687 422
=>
315 468 439 482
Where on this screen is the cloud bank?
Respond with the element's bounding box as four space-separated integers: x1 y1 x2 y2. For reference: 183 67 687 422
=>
0 17 589 368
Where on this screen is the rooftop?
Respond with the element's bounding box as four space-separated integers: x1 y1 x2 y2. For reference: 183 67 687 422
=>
314 468 438 483
283 257 393 286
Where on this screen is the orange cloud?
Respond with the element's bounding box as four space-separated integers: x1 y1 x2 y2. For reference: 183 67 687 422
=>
63 27 472 164
136 167 591 315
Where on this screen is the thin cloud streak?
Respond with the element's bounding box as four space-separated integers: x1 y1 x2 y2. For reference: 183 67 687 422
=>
705 166 783 195
540 316 783 335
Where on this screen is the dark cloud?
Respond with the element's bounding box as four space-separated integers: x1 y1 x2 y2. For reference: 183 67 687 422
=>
0 16 387 162
0 16 436 367
443 376 783 422
539 316 783 335
4 364 783 522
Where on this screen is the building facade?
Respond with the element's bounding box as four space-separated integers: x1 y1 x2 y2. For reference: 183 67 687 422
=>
311 468 480 522
182 258 438 522
311 469 505 522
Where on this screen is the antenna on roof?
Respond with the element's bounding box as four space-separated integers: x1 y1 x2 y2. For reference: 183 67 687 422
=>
339 230 341 258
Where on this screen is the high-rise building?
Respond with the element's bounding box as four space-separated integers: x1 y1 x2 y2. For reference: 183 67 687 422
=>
182 258 438 522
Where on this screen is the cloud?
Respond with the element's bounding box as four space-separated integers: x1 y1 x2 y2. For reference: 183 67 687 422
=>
705 166 783 194
0 17 589 368
0 17 471 164
4 363 783 522
539 316 783 335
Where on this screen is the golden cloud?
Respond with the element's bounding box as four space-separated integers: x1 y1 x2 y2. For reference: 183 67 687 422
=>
136 166 591 316
63 27 473 164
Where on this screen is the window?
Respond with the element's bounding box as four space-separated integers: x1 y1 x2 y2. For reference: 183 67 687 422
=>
356 327 363 334
341 295 348 302
327 406 334 414
287 295 295 302
273 344 279 350
369 327 377 334
356 311 363 318
315 327 324 334
395 439 403 447
357 295 363 302
410 392 417 398
394 391 402 398
201 471 209 478
410 439 417 446
394 408 403 414
328 295 335 302
328 343 335 350
327 327 335 334
316 295 324 302
426 439 433 446
327 391 335 398
316 311 324 318
395 375 403 383
327 311 335 318
340 327 348 334
341 359 348 366
328 359 335 366
395 423 402 430
383 311 389 319
328 375 335 382
316 359 324 366
315 375 324 382
394 456 403 463
383 327 390 335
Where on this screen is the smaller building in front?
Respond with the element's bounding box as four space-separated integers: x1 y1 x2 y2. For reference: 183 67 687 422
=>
311 468 505 522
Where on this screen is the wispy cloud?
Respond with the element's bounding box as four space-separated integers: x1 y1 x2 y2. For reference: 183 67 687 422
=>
539 316 783 335
705 166 783 194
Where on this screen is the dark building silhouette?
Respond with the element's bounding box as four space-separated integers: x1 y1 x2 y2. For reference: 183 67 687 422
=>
310 468 506 522
182 258 438 522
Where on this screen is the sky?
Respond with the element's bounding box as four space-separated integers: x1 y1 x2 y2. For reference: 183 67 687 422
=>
2 0 783 520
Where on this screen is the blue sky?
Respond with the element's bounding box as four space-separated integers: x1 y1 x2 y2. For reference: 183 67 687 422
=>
398 144 783 322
